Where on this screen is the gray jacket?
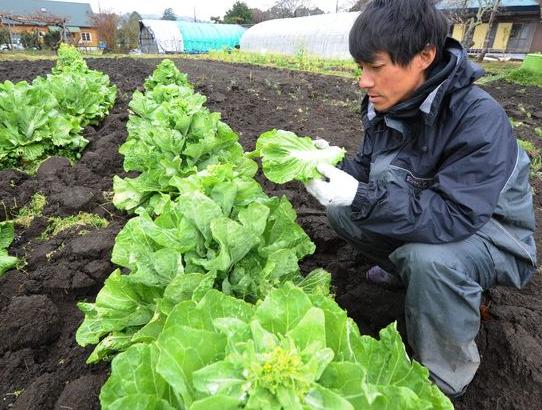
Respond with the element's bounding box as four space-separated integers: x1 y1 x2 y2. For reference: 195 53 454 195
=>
340 38 536 287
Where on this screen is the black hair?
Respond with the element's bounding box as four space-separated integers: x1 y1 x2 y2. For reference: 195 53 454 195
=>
349 0 449 66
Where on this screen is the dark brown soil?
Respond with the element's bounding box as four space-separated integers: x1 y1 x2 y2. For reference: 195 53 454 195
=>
0 57 541 410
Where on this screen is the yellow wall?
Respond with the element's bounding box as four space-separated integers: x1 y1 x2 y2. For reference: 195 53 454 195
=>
472 23 489 48
452 24 465 42
493 22 512 50
74 28 99 48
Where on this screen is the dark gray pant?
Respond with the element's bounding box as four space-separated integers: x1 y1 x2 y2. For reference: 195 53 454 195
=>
327 205 499 396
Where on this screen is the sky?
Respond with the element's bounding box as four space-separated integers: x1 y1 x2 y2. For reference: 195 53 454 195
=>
54 0 356 21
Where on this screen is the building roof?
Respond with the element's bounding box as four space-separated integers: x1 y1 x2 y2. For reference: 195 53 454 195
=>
0 0 94 27
437 0 540 10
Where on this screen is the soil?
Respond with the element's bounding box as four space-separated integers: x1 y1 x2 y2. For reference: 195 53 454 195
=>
0 57 541 410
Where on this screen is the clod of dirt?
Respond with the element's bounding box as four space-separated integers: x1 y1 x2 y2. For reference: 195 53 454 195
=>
54 375 105 410
54 186 95 211
0 295 60 354
68 230 115 257
13 373 62 410
36 157 71 179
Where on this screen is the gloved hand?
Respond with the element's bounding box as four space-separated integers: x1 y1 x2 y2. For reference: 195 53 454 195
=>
313 138 330 149
305 163 358 207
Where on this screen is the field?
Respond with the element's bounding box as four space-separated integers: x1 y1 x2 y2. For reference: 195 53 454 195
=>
0 57 542 409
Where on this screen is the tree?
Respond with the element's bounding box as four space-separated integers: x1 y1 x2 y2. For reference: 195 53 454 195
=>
294 6 324 16
269 0 308 18
349 0 371 12
0 28 10 47
210 16 223 24
118 11 141 51
442 0 499 49
20 30 40 49
477 0 501 61
43 30 61 50
224 1 252 24
90 11 120 52
250 8 265 23
162 8 177 21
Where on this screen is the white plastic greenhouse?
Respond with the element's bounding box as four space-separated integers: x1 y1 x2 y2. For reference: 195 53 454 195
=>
240 12 360 59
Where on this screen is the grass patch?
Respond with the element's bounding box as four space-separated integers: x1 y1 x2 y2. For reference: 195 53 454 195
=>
14 193 47 228
188 49 361 78
518 139 539 157
40 212 109 239
505 68 542 87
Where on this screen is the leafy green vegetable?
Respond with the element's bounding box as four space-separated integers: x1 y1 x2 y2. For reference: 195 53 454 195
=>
100 284 453 409
78 184 318 361
113 65 253 214
0 80 82 168
253 129 346 183
0 221 18 277
144 59 190 91
0 43 116 169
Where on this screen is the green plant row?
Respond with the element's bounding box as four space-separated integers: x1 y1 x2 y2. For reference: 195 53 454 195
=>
191 49 361 78
76 60 452 409
0 44 117 170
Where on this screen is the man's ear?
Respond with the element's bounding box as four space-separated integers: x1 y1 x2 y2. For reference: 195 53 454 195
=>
417 45 437 71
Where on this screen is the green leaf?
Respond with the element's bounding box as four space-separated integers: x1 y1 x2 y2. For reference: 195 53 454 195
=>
102 395 176 410
0 221 15 249
0 249 18 277
100 344 178 409
190 395 242 410
255 283 313 335
76 270 161 348
192 361 245 398
304 384 354 410
156 323 226 406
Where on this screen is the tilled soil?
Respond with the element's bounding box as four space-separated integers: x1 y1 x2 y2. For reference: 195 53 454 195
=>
0 57 541 410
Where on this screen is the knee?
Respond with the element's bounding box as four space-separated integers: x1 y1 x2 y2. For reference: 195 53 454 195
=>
390 242 459 283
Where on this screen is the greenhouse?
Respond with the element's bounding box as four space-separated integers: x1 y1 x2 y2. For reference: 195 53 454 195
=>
240 12 360 59
140 19 246 54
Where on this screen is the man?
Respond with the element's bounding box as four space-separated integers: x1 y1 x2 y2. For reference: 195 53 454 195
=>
305 0 537 399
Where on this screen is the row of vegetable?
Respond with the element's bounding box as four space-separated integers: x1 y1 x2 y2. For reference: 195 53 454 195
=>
0 44 117 277
75 59 452 409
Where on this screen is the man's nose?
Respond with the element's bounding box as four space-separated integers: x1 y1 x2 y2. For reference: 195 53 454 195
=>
358 71 374 89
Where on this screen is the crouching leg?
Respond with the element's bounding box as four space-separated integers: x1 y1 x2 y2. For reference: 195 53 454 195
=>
390 234 497 397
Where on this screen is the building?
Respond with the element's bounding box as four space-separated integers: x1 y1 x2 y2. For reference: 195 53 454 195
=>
140 20 246 54
0 0 98 49
440 0 542 55
241 1 541 60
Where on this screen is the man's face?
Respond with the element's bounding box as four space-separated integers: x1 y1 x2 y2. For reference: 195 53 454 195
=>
357 50 433 112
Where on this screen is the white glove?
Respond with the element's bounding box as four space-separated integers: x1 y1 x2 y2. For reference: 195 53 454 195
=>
313 138 330 149
305 163 359 207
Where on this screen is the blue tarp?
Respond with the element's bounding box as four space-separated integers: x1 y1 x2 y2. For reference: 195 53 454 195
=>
176 22 246 53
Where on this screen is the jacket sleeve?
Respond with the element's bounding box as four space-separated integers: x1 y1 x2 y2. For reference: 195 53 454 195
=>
338 135 371 183
350 99 518 243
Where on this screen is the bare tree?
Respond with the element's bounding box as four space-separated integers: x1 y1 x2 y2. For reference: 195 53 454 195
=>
250 8 265 23
118 11 141 51
271 0 308 18
442 0 499 49
477 0 501 61
90 11 119 52
348 0 371 12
